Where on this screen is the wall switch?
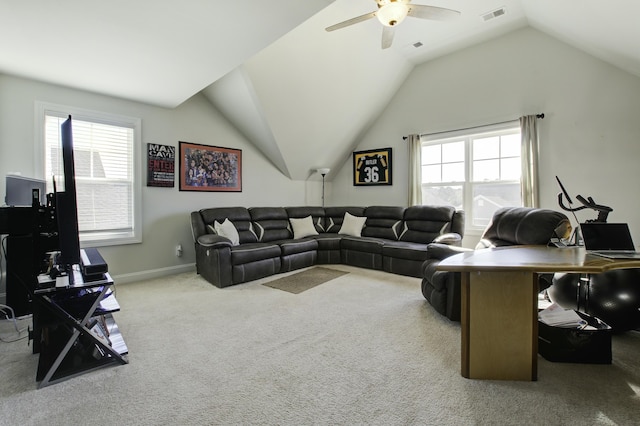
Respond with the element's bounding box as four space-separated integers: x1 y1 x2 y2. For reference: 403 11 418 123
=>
176 244 183 257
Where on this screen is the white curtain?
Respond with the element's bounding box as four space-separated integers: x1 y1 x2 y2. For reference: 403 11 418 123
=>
520 115 540 207
407 134 422 206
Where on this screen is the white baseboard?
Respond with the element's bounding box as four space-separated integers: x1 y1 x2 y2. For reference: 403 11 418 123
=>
112 263 196 284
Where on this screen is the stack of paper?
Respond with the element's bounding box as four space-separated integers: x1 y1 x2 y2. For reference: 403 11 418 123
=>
538 303 588 329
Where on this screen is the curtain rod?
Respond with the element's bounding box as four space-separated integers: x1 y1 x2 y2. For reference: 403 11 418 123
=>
403 113 544 140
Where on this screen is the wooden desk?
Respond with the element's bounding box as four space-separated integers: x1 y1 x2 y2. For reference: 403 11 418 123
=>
437 246 640 381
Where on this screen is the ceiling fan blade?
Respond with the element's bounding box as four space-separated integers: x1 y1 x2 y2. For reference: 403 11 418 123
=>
325 11 377 32
407 5 461 21
381 26 395 49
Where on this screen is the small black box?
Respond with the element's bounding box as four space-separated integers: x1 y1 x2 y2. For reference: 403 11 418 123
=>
538 312 612 364
80 247 108 277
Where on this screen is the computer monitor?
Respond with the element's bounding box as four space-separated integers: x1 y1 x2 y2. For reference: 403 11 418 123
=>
4 175 46 207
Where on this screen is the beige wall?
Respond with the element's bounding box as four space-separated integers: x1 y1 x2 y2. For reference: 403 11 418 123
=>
330 27 640 247
0 74 316 288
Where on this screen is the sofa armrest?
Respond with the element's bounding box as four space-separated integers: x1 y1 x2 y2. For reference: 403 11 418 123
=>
190 210 210 241
195 235 233 288
433 232 462 246
197 234 233 249
426 242 472 261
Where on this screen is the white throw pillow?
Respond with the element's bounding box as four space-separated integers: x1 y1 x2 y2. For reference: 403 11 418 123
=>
214 218 240 246
290 216 319 239
338 212 366 237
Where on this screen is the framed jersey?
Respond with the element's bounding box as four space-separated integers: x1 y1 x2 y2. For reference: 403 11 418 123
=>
353 147 392 186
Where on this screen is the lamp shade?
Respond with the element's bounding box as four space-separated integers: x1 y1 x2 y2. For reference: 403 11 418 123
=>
317 168 331 176
376 3 409 27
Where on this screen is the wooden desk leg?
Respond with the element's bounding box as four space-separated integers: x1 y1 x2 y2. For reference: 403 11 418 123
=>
461 271 538 381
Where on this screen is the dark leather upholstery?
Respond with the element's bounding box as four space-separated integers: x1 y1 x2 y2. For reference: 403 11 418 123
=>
277 239 319 272
231 242 281 265
400 205 461 244
361 206 404 240
191 205 465 288
313 233 342 264
199 207 258 244
380 205 464 277
476 207 570 248
421 207 570 321
249 207 292 242
341 236 385 270
249 207 319 273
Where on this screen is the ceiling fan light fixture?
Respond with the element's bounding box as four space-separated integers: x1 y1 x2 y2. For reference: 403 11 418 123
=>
376 3 409 27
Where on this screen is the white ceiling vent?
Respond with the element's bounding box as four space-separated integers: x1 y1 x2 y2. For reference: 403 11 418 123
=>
482 7 506 22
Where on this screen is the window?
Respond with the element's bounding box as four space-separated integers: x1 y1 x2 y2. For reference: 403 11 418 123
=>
36 102 142 246
421 123 522 230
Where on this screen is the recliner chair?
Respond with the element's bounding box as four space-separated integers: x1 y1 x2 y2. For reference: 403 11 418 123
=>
421 207 571 321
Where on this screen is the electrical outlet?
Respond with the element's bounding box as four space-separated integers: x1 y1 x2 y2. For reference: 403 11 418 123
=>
176 244 183 257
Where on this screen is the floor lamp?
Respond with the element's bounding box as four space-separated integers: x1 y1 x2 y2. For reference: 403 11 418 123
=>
317 168 330 207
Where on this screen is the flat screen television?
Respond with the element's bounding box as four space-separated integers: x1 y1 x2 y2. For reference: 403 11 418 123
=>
55 115 81 270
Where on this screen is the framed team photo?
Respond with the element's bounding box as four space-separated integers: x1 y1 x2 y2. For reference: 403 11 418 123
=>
353 147 392 186
179 141 242 192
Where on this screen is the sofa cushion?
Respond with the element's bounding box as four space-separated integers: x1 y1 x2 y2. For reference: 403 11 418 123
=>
199 207 258 244
313 233 342 250
286 206 325 233
289 216 319 239
362 206 404 240
214 218 240 246
399 205 457 244
249 207 292 242
231 243 281 265
277 238 319 256
324 207 365 233
341 236 385 254
339 212 367 237
382 241 429 262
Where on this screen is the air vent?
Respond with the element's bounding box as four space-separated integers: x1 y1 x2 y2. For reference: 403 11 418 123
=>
482 7 506 22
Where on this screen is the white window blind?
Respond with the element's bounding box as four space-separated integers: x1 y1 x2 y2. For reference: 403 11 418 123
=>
37 102 141 245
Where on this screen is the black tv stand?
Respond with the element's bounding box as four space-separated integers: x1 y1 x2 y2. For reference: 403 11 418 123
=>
33 268 128 388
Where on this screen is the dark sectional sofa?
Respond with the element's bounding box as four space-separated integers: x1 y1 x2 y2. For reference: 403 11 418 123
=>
190 205 464 288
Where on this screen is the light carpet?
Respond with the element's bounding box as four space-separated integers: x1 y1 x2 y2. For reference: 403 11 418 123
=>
1 265 640 425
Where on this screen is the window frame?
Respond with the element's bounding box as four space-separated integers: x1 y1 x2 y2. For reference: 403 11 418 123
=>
35 101 142 247
421 121 522 233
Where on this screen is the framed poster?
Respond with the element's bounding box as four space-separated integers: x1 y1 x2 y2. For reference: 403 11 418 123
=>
353 147 392 186
179 141 242 192
147 143 175 187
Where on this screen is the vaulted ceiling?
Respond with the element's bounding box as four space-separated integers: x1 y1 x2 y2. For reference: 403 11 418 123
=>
2 0 639 180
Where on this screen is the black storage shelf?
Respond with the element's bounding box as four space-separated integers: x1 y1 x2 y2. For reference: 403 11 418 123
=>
33 271 128 388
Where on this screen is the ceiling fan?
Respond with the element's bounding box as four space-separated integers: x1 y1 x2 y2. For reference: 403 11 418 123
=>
325 0 461 49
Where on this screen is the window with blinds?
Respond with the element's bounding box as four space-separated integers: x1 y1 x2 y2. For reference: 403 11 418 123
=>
37 102 141 245
421 123 523 230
